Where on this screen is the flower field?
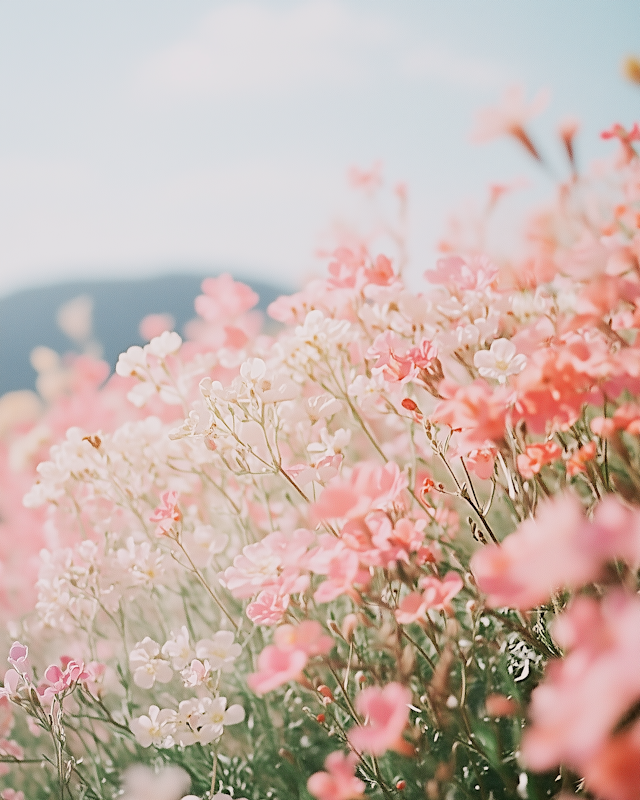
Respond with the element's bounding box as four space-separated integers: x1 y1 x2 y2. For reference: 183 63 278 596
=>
2 98 640 800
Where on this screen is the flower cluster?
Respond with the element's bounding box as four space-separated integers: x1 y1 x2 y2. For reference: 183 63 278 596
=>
1 99 640 800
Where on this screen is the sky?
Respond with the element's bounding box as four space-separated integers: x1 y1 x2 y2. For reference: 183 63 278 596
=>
0 0 639 297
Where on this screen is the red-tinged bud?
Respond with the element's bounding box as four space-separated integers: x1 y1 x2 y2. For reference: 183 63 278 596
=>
421 478 435 497
396 780 407 790
204 435 217 451
317 684 334 701
402 398 419 412
316 713 325 723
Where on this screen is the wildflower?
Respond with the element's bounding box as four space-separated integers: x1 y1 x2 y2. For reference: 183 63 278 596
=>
516 441 562 478
129 638 173 689
348 683 413 756
307 751 365 800
130 705 177 748
194 696 245 744
150 490 182 536
195 631 242 672
471 85 549 159
473 338 527 383
119 764 190 800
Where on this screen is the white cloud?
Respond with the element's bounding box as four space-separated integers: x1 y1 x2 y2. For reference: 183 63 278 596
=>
135 0 390 98
135 0 507 100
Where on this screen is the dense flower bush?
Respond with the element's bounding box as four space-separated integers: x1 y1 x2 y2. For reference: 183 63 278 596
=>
2 94 640 800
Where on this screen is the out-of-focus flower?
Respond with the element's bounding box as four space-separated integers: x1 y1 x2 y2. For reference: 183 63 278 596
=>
471 85 549 159
348 683 413 756
307 751 365 800
119 764 190 800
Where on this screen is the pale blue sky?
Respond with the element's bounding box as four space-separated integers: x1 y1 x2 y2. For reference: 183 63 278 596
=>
0 0 638 295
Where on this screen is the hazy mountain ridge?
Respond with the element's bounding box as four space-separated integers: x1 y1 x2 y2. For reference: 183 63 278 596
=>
0 274 286 395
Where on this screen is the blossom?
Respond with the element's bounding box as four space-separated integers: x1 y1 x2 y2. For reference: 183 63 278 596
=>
516 440 562 478
312 461 408 521
471 494 640 609
473 339 527 383
348 683 413 756
194 631 242 672
130 705 177 748
522 592 640 781
150 490 182 536
471 85 549 158
307 751 365 800
161 627 193 671
129 638 173 689
193 696 245 744
246 646 308 696
395 572 463 623
431 379 510 450
40 660 89 700
119 764 190 800
7 643 27 671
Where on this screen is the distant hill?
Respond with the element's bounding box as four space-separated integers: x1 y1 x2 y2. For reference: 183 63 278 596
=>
0 274 287 395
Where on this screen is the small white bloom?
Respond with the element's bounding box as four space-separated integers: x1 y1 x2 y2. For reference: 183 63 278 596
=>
195 631 242 672
162 627 193 671
116 345 147 378
145 331 182 359
130 638 173 689
195 696 245 744
130 705 177 748
473 338 527 383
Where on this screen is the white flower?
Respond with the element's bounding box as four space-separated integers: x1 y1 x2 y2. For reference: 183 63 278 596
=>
194 696 245 744
162 627 193 671
182 525 229 568
116 345 147 378
145 331 182 359
473 338 527 383
120 764 190 800
130 705 177 748
129 638 173 689
195 631 242 672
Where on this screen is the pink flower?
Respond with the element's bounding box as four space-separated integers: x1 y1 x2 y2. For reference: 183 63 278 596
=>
348 683 412 756
150 490 181 536
566 440 597 477
0 670 20 698
471 85 549 159
40 660 89 701
274 621 333 657
466 448 497 480
470 494 591 609
431 380 510 451
139 313 175 341
195 273 259 322
246 590 289 626
1 789 25 800
522 592 640 778
601 123 640 164
307 751 365 800
247 622 332 696
246 646 308 696
395 572 463 623
312 462 408 521
7 643 27 671
516 441 562 479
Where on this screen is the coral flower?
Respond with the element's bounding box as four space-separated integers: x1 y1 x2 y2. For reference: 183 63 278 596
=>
348 683 412 756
